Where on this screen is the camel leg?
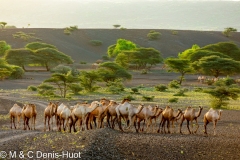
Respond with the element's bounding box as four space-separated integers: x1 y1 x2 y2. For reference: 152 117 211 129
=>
112 116 117 129
72 117 78 132
107 114 111 128
167 120 170 134
117 116 124 132
26 118 30 130
51 115 54 131
179 117 185 134
62 119 66 131
12 117 16 129
48 117 51 131
194 119 199 134
17 115 20 129
23 116 26 130
161 119 166 133
204 120 209 135
44 116 47 131
213 120 217 136
33 116 36 130
142 119 146 132
10 116 13 129
157 118 163 133
186 120 191 134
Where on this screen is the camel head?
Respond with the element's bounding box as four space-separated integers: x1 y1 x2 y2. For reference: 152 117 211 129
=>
121 98 131 104
100 98 110 105
195 106 203 118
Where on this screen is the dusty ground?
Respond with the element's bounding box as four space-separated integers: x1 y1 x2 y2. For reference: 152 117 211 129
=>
0 91 240 160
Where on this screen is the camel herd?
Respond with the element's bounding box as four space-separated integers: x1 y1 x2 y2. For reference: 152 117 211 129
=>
9 98 223 135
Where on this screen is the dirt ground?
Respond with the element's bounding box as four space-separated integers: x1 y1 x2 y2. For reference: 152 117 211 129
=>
0 87 240 160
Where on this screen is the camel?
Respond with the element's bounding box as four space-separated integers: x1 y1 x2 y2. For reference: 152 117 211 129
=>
157 106 182 134
204 108 222 135
179 106 203 134
22 103 37 130
149 107 164 128
86 98 110 129
9 103 22 129
59 104 73 132
115 99 144 132
56 103 66 131
104 100 119 129
71 101 102 132
44 102 58 131
136 105 159 132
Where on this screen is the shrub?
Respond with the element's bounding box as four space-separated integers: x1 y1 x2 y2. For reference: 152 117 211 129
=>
37 83 55 96
147 30 161 40
205 79 214 85
214 77 236 86
155 84 168 92
142 96 154 101
68 84 83 94
141 69 148 74
50 65 72 74
27 85 37 91
120 27 127 30
9 66 24 79
102 55 110 60
122 95 135 101
106 79 125 94
131 88 139 94
90 40 103 46
168 98 178 103
173 89 187 96
64 29 71 35
168 80 180 89
171 30 178 35
80 61 87 64
194 87 203 92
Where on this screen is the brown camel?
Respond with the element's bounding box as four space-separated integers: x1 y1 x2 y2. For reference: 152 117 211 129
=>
22 104 37 130
104 100 119 129
179 106 203 134
135 105 159 132
44 102 58 131
157 106 182 133
9 104 22 129
204 108 222 135
86 98 109 129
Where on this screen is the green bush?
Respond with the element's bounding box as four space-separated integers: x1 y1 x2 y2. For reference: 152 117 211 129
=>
173 89 187 96
64 29 71 35
80 61 87 64
102 55 110 60
168 98 178 103
194 87 203 92
50 65 72 74
155 84 168 92
9 66 24 79
171 30 178 35
90 40 103 46
37 83 55 96
122 95 135 101
168 80 180 89
131 88 139 94
147 30 161 40
141 69 148 74
142 96 154 101
214 77 236 86
68 84 83 94
106 79 125 94
27 85 37 91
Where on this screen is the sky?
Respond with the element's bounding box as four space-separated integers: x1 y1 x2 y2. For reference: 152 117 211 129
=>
1 0 240 30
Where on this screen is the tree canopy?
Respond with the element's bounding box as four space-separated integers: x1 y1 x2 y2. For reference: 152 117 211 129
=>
192 55 240 78
25 42 57 51
4 48 35 71
34 48 73 71
116 47 163 69
222 27 237 37
165 58 193 84
0 41 11 56
98 62 132 82
107 39 137 58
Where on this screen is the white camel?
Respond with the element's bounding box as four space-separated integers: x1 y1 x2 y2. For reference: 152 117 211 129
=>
204 108 222 135
59 105 73 132
115 99 144 132
71 101 102 132
9 104 22 129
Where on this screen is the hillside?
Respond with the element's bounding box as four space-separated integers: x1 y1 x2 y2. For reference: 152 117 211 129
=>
1 28 240 63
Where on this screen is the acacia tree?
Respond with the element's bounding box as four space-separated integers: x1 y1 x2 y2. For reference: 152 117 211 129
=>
0 22 7 29
79 70 101 92
0 41 11 56
116 47 163 69
178 44 200 59
107 39 137 58
44 71 79 98
192 55 240 78
25 42 57 51
222 27 237 37
34 48 73 71
4 48 35 71
165 58 193 85
113 24 121 29
97 62 132 82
